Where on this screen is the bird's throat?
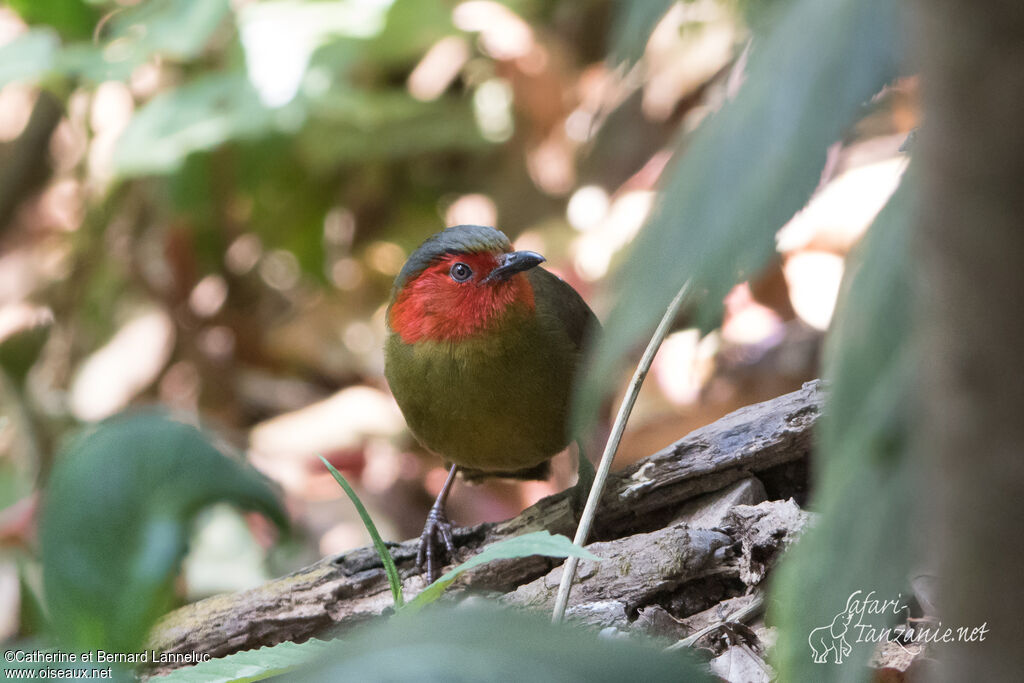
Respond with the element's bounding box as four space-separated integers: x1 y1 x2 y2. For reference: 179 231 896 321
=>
389 274 536 344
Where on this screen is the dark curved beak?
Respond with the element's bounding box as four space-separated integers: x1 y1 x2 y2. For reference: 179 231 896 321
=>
481 250 546 283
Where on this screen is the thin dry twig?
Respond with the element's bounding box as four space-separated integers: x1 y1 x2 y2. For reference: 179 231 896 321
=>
552 281 691 622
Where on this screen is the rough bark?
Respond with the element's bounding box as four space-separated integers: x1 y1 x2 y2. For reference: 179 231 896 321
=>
147 380 823 672
915 2 1024 680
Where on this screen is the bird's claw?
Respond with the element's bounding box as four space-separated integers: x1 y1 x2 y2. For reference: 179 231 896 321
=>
416 505 457 583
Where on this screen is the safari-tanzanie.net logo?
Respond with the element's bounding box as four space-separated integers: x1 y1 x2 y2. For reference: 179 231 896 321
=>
808 590 989 664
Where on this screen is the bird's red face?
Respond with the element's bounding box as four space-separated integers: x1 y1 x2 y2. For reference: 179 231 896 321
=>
389 249 544 343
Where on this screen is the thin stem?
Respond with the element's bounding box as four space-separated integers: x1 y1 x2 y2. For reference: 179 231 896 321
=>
552 281 690 622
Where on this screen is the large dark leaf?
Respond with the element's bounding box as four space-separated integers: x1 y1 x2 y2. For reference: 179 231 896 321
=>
292 603 714 682
582 0 904 424
771 175 916 682
40 412 287 652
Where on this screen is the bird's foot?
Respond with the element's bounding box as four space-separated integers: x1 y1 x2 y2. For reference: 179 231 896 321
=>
416 504 457 584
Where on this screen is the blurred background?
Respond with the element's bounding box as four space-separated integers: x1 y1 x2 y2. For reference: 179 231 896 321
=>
0 0 914 637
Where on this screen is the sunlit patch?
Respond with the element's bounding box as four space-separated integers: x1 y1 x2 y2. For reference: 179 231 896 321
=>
567 185 609 232
69 308 176 421
249 386 405 495
721 283 784 347
652 329 715 407
453 1 534 60
88 81 134 181
445 193 497 228
527 131 574 195
189 274 229 318
331 257 364 291
408 36 470 102
365 241 407 276
0 83 33 141
777 155 908 253
225 234 263 275
642 1 736 121
259 249 301 290
473 78 514 142
784 251 845 331
198 325 236 360
571 191 653 281
239 0 395 107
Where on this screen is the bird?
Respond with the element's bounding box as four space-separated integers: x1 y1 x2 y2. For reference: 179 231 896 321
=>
384 224 599 582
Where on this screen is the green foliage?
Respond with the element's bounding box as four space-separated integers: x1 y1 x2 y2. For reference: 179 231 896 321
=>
114 73 281 176
298 93 485 169
610 0 677 66
297 603 714 682
39 413 287 653
319 456 404 608
5 0 97 41
404 531 600 614
104 0 232 66
583 0 904 427
154 601 713 682
0 29 59 88
152 638 336 683
319 453 601 612
771 178 916 682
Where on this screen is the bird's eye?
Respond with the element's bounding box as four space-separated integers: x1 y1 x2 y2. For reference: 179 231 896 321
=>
449 262 473 282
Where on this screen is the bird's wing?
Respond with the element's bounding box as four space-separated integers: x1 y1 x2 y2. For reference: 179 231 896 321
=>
527 267 599 353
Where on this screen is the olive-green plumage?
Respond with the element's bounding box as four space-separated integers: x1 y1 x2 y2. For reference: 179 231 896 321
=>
384 225 597 477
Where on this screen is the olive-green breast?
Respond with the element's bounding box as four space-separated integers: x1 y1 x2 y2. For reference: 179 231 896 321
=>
385 268 597 472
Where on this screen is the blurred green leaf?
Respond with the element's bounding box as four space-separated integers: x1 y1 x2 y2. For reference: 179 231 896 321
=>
365 0 453 64
294 602 714 682
299 92 485 168
0 28 60 89
106 0 231 65
584 0 904 428
153 637 335 683
5 0 97 41
610 0 676 66
404 531 599 614
771 176 916 682
320 456 404 608
40 412 287 652
114 73 284 176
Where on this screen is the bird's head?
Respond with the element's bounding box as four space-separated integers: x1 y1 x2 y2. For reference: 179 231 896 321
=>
387 225 546 344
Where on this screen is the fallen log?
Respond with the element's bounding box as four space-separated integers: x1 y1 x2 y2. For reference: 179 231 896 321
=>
147 380 824 673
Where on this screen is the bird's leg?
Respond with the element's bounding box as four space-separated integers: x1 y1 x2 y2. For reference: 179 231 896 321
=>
570 443 595 518
416 465 459 583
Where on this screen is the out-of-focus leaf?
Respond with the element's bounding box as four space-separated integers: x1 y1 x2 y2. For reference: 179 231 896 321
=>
403 531 599 614
610 0 676 66
48 0 231 84
0 29 59 88
320 456 404 608
0 306 53 387
233 139 334 278
106 0 231 64
771 176 916 682
365 0 453 64
583 0 903 428
153 638 335 683
7 0 95 41
113 73 284 176
239 0 394 107
295 603 713 682
6 0 97 41
40 413 287 652
299 92 484 167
